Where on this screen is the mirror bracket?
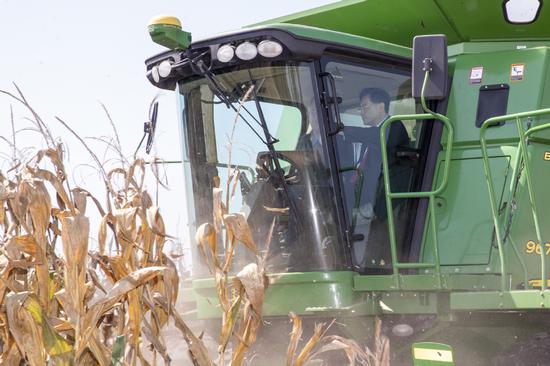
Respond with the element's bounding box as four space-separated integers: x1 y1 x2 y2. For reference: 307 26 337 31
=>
412 35 448 101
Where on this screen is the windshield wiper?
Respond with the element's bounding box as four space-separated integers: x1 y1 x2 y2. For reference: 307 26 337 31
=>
187 52 275 145
187 51 298 222
247 71 299 224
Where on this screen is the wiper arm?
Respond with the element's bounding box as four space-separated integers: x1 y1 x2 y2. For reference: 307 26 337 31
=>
248 71 299 224
188 53 272 145
187 51 298 222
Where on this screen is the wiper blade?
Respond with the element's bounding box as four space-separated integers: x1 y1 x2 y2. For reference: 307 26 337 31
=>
187 51 298 222
188 53 271 145
248 71 299 224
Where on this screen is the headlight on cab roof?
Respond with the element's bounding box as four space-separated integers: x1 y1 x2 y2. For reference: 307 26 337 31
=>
217 44 235 63
235 42 258 61
257 40 283 58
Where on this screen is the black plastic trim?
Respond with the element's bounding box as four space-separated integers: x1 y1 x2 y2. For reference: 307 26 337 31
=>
145 27 412 91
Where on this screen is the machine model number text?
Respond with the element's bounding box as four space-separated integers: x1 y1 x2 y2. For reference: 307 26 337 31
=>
525 240 550 255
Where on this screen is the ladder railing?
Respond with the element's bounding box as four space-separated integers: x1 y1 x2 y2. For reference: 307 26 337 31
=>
380 113 453 289
379 70 454 289
480 108 550 291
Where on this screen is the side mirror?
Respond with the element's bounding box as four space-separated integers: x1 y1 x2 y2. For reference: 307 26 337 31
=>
145 101 159 154
412 35 448 100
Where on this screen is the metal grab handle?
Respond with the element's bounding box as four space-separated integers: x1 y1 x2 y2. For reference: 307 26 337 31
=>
480 108 550 291
320 72 344 136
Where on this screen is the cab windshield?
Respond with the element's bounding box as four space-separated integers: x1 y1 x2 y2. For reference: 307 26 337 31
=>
179 61 346 275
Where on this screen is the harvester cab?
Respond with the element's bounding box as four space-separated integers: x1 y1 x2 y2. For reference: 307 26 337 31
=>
145 1 550 364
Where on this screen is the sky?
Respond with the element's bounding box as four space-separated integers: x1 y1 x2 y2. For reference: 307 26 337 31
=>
0 0 336 267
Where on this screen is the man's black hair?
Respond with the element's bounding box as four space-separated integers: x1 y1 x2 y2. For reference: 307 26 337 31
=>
359 88 390 113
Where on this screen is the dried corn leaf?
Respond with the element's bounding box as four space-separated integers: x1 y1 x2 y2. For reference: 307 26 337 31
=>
23 294 74 362
213 187 225 234
223 213 257 254
98 214 112 256
219 286 243 353
7 292 74 365
141 318 170 364
20 177 51 233
154 294 214 366
195 223 217 271
374 317 390 366
293 322 326 366
32 167 75 214
234 263 266 317
230 307 261 366
126 159 145 192
0 341 22 365
72 188 87 215
79 267 169 358
114 207 139 244
5 234 43 259
58 212 89 316
286 312 303 366
312 335 373 366
145 206 167 256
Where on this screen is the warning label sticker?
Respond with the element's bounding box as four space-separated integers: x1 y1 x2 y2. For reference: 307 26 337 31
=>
469 67 484 84
510 64 525 81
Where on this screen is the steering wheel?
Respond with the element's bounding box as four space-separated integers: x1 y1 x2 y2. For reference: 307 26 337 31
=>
256 151 302 184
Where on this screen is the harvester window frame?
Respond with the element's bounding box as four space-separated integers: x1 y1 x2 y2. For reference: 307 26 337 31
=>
319 53 432 273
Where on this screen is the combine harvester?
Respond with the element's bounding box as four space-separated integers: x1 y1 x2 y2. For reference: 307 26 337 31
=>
144 1 550 364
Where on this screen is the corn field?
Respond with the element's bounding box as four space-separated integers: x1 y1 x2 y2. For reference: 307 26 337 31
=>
0 85 389 365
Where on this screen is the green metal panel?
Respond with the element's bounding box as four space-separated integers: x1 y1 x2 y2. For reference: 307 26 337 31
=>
354 274 503 291
446 48 549 144
254 0 550 47
192 271 358 318
268 23 411 58
505 139 550 288
449 41 550 56
424 155 511 266
451 290 550 310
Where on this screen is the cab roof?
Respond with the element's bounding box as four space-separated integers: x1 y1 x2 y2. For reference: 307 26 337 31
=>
253 0 550 47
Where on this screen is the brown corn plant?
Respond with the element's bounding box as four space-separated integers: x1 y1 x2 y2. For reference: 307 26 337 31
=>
191 82 272 366
0 84 392 366
286 314 390 366
0 86 190 365
0 144 181 365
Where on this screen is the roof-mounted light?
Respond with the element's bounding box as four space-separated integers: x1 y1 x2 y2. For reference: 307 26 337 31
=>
158 60 173 77
150 66 160 83
235 42 258 61
257 40 283 58
504 0 541 24
217 44 235 63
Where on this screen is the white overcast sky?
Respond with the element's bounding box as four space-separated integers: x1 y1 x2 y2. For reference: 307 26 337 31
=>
0 0 335 265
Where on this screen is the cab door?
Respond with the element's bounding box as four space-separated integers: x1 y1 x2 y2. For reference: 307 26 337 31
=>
320 55 430 273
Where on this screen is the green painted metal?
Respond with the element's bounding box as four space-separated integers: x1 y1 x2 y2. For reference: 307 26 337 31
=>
254 0 550 47
451 290 550 310
379 70 454 289
354 274 503 292
445 48 549 144
480 109 550 291
145 3 550 363
192 271 357 318
448 41 550 56
424 156 511 266
148 23 192 50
